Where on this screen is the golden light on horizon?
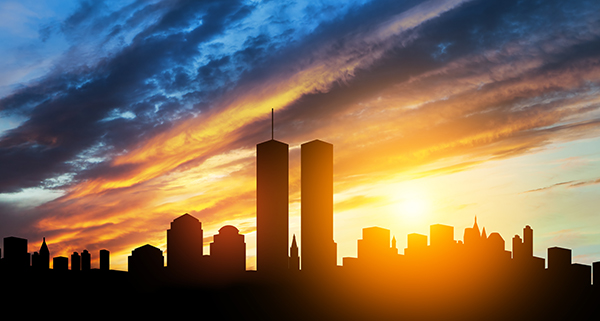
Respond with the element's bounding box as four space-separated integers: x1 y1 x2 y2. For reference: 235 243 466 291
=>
397 194 430 221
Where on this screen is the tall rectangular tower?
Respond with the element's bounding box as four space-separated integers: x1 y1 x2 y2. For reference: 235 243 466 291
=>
256 139 289 273
301 139 337 272
523 225 533 258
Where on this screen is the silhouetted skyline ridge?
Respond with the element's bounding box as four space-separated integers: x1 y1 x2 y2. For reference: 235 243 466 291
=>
1 134 599 320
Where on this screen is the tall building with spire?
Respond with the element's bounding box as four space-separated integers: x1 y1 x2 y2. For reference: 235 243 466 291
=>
39 237 50 270
463 216 481 246
301 139 337 272
256 110 289 273
289 234 300 271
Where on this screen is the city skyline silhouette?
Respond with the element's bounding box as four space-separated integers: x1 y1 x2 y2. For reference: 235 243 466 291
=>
2 132 600 320
2 0 599 278
1 1 600 320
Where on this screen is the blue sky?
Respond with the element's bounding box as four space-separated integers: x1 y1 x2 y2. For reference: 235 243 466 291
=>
1 0 600 270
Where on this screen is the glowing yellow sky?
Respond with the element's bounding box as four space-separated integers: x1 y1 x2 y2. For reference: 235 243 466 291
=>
4 0 600 272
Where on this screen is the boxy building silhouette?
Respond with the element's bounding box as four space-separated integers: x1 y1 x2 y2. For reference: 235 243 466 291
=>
167 213 204 275
209 225 246 277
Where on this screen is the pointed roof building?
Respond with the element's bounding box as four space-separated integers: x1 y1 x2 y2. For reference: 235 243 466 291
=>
289 234 300 271
464 217 481 246
39 237 50 270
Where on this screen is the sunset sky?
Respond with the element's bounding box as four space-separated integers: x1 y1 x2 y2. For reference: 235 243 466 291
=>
1 0 600 271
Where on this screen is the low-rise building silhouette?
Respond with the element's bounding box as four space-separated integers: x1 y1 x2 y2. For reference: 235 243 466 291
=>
128 244 164 276
548 246 571 272
3 236 29 271
167 213 204 274
209 225 246 277
430 224 454 250
405 233 427 258
53 256 68 270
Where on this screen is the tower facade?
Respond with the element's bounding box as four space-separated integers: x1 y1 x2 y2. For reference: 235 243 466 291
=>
256 139 289 273
301 140 337 272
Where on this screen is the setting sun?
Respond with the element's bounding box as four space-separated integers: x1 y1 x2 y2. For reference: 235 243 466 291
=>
398 196 430 220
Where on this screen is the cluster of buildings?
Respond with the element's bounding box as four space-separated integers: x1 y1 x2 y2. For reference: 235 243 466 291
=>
127 136 336 279
1 125 599 290
128 215 247 281
0 235 109 272
343 219 598 287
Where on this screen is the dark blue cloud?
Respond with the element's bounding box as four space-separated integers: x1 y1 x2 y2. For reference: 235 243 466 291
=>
0 0 599 196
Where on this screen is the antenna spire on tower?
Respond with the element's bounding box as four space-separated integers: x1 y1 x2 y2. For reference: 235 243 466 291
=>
271 108 274 140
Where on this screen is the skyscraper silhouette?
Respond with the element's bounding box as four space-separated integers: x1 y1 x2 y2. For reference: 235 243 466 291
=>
289 234 299 271
39 237 50 270
256 136 289 273
463 217 481 248
100 249 110 271
71 252 81 271
167 213 204 273
301 140 337 272
81 250 91 271
523 225 533 258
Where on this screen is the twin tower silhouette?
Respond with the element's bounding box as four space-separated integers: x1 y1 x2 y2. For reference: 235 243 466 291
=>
132 111 336 280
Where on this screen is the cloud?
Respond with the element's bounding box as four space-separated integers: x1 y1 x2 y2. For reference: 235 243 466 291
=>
1 0 600 269
522 181 576 194
522 177 600 194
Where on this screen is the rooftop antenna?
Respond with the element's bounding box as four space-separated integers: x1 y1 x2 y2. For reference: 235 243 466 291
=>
271 108 274 140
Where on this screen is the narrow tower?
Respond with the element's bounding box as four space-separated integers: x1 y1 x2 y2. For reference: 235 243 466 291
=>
39 237 50 270
523 225 533 258
301 139 337 272
256 110 289 273
289 234 300 271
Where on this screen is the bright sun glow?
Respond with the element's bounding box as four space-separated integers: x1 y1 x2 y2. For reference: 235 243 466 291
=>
392 191 431 225
401 197 429 217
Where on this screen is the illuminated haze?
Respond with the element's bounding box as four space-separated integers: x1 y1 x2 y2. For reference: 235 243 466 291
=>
1 0 600 270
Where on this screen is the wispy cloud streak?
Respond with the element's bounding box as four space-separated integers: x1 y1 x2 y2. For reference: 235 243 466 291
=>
1 0 599 269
